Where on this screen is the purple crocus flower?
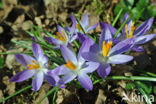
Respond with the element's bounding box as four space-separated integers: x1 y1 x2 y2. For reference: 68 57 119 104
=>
44 25 77 49
70 13 98 34
10 43 57 91
53 38 99 90
120 14 156 52
81 32 134 78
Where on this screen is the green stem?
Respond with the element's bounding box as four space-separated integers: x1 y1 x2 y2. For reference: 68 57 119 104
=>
0 85 32 103
112 9 123 27
93 76 156 85
113 16 131 38
37 85 59 104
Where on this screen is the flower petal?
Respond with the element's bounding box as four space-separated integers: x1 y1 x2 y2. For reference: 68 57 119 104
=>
57 25 68 40
78 73 93 90
86 23 98 33
82 52 99 62
44 74 56 86
60 45 77 64
135 34 156 45
134 17 154 36
10 69 35 82
44 36 62 45
32 43 48 64
108 38 135 56
32 71 44 91
15 54 35 67
81 62 99 73
107 54 133 64
97 63 111 78
59 72 76 84
131 46 144 52
82 13 88 28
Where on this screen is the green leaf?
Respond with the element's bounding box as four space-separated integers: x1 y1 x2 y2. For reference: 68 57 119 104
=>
153 86 156 95
0 56 4 69
126 83 135 90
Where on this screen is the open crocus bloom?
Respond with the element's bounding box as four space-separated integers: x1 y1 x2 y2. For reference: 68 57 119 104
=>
120 14 156 52
70 13 98 34
81 31 134 78
10 43 57 91
55 38 99 90
44 25 77 49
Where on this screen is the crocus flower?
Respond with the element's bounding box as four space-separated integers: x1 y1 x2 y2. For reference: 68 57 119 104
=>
120 14 156 52
81 31 134 78
44 25 77 49
53 38 99 90
10 43 57 91
70 13 98 34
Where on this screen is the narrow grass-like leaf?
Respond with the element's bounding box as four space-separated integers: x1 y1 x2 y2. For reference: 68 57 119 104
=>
37 85 59 104
0 85 32 103
112 8 123 27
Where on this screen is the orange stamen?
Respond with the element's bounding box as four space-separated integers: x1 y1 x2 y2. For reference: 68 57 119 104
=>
54 30 67 42
65 60 77 70
102 41 112 57
125 22 135 38
27 60 40 70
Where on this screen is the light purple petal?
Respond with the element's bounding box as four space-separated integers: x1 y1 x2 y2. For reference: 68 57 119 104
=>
97 63 111 78
70 14 77 24
82 13 88 28
108 54 133 64
81 62 99 73
78 73 93 90
44 36 62 45
48 65 70 76
15 54 35 67
108 38 135 56
134 17 154 36
69 34 77 43
60 45 77 64
131 46 144 52
100 22 117 36
135 34 156 45
86 23 98 33
10 69 35 82
82 52 99 62
45 74 56 86
32 71 44 91
32 43 48 64
59 72 76 84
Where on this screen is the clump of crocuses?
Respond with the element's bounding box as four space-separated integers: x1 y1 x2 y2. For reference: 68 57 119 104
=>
10 13 156 91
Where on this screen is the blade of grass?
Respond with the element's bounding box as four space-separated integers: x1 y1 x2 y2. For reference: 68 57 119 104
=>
93 76 156 85
37 85 59 104
135 81 152 104
52 88 58 104
113 16 131 38
0 85 32 103
112 8 123 27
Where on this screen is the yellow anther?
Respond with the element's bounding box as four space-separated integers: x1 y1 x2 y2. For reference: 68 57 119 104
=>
27 60 40 70
54 30 67 42
65 60 77 70
76 23 82 30
125 22 135 38
102 41 112 57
